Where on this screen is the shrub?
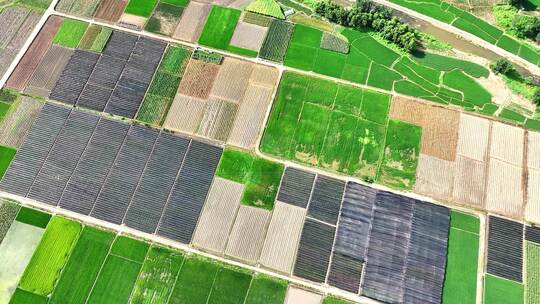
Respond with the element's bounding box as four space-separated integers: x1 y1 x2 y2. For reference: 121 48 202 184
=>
491 59 514 75
320 32 349 53
533 88 540 105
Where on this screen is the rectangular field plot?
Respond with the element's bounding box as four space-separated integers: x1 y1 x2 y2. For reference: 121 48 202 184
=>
15 207 51 228
207 267 252 304
50 226 114 303
19 217 82 296
327 252 363 294
172 1 211 42
487 216 523 282
484 274 524 304
169 256 219 304
307 175 344 225
261 71 420 189
245 274 288 304
56 0 101 17
25 45 73 97
0 220 44 303
131 246 184 303
293 218 335 282
526 225 540 244
225 206 271 263
0 97 43 149
94 0 128 22
442 211 480 304
0 199 19 243
198 5 241 50
277 167 315 209
526 242 540 304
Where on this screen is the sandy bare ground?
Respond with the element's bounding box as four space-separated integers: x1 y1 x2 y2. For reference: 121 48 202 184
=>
164 95 207 133
178 59 220 99
525 168 540 223
456 113 491 161
414 153 455 200
229 0 252 8
485 159 524 218
172 1 211 42
225 206 271 264
229 22 268 52
119 13 147 29
489 122 524 166
285 286 323 304
94 0 127 22
192 178 243 254
389 96 459 161
210 57 253 103
527 131 540 170
259 201 306 274
249 65 280 88
228 84 274 149
452 155 486 208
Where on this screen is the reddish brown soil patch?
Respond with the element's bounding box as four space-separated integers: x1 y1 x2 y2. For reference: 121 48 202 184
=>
94 0 127 22
177 59 220 99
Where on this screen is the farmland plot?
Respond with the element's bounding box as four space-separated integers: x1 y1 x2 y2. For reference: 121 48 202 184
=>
285 287 323 304
172 1 211 42
145 2 186 36
0 221 44 303
94 0 128 22
25 45 73 97
210 57 253 103
164 95 207 132
259 19 294 62
452 155 487 207
229 21 268 52
177 59 220 99
19 216 81 296
526 242 540 304
457 113 491 161
526 131 540 223
225 206 271 263
0 199 19 244
486 216 523 282
489 122 524 166
415 154 455 199
207 266 252 304
198 5 241 50
485 159 524 218
169 256 219 304
245 274 288 304
56 0 101 17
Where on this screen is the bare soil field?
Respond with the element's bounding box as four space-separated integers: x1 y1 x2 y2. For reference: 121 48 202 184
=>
25 45 73 97
528 131 540 170
452 155 486 208
210 57 253 103
197 98 238 141
485 159 524 218
227 84 274 148
5 11 41 50
525 168 540 223
229 22 268 52
119 13 147 29
456 113 491 161
389 96 459 161
285 287 323 304
94 0 127 22
489 122 524 166
259 201 306 274
172 1 211 42
0 6 29 49
192 177 243 254
178 59 220 99
249 65 279 88
164 95 207 133
225 206 271 264
414 153 455 200
6 16 62 91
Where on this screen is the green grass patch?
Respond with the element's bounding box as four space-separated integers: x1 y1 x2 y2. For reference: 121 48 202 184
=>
77 25 100 50
19 216 82 295
290 24 323 47
198 6 241 50
484 274 524 304
161 0 189 6
50 226 115 304
17 0 52 9
216 148 283 210
0 102 12 123
169 256 219 304
526 119 540 131
207 267 252 304
245 274 287 304
0 145 16 179
284 43 318 71
147 72 181 99
480 103 499 116
499 108 526 124
313 49 346 78
245 0 285 19
160 46 192 75
379 120 421 190
136 95 173 126
15 207 50 228
526 242 540 304
131 246 184 304
322 296 356 304
90 27 112 53
0 89 19 104
9 289 48 304
442 211 479 304
87 255 142 304
497 35 521 55
412 51 489 78
367 63 402 90
360 90 390 125
226 45 258 57
53 19 89 48
124 0 158 17
443 70 492 107
110 235 149 263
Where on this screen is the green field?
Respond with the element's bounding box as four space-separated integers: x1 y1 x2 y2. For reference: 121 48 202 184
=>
0 145 16 179
259 19 294 62
207 267 252 304
261 71 420 189
245 274 288 304
53 19 89 48
87 255 143 303
50 227 114 304
137 45 191 126
15 207 51 228
9 289 48 304
110 235 150 262
442 211 480 304
0 101 11 123
282 24 494 110
131 246 185 303
527 242 540 304
216 148 284 210
484 274 524 304
124 0 158 17
169 256 220 304
323 296 356 304
198 6 241 50
19 217 82 296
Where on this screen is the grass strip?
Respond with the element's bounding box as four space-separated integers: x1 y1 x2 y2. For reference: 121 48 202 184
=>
15 207 50 228
53 19 89 48
0 145 16 179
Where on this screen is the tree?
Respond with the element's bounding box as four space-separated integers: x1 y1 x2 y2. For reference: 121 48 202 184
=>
512 15 540 39
533 88 540 106
491 59 514 75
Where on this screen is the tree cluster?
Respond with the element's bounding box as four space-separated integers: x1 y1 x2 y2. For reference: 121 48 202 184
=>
314 0 418 51
512 15 540 42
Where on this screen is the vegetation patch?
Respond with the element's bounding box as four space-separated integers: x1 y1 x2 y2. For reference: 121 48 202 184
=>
243 12 273 27
110 235 149 263
412 52 489 78
245 274 288 304
207 267 252 304
246 0 285 19
0 199 20 244
145 2 185 36
90 27 112 53
15 207 50 228
320 31 349 54
124 0 158 17
87 255 142 303
198 6 241 50
53 19 89 48
0 145 16 179
192 49 223 64
50 226 115 304
216 148 284 210
259 19 294 62
527 242 540 304
323 296 356 304
9 289 48 304
484 274 524 304
169 256 219 303
442 211 480 304
19 216 82 296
